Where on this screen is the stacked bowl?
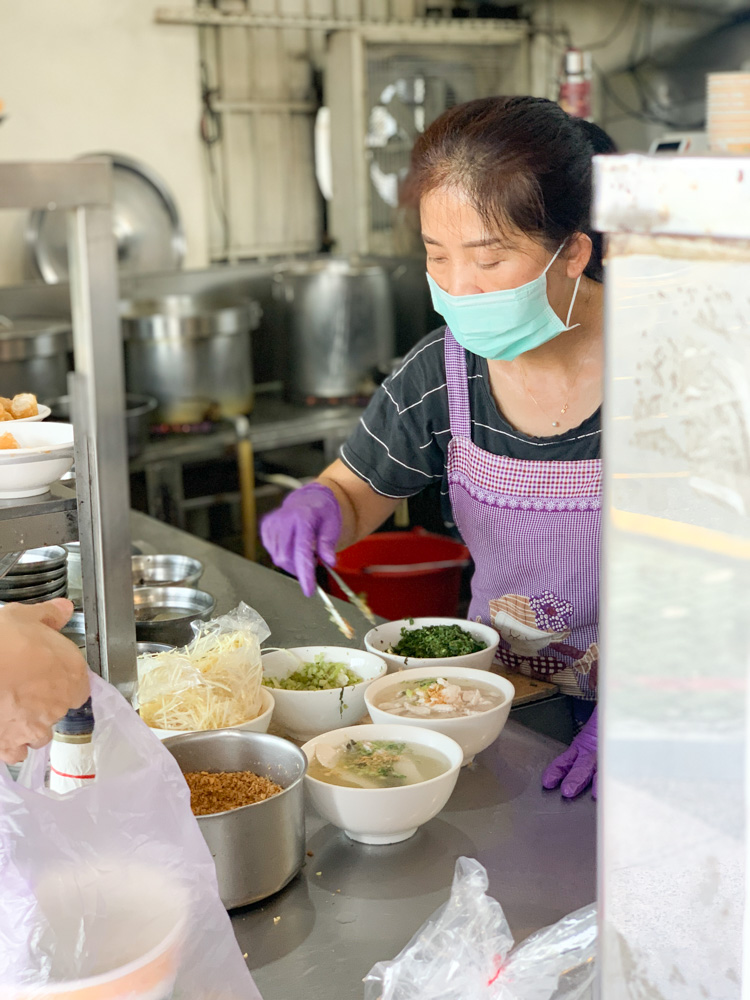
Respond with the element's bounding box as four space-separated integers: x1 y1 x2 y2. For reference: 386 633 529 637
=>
0 546 67 603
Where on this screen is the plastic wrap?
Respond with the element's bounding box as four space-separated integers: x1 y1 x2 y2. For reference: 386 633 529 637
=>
137 602 271 731
0 673 262 999
364 857 596 1000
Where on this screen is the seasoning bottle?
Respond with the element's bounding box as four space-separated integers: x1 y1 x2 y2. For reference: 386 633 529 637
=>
49 697 95 794
558 48 593 122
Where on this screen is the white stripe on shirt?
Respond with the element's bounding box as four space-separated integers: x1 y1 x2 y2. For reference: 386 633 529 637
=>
419 428 451 449
359 418 441 478
339 447 419 499
390 334 445 381
471 420 601 447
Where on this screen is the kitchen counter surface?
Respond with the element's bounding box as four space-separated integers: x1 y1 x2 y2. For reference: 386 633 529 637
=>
131 512 596 1000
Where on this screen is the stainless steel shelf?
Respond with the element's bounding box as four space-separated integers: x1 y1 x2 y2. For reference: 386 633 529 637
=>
0 482 78 552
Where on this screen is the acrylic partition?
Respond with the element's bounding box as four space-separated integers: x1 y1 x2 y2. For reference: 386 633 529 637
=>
594 155 750 997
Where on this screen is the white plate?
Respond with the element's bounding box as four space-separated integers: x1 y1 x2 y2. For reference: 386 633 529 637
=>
7 404 51 423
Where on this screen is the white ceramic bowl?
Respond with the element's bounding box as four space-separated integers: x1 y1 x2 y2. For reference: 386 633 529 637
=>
261 645 387 741
144 686 275 741
365 666 515 765
364 617 500 673
0 421 74 498
301 723 462 844
9 403 51 423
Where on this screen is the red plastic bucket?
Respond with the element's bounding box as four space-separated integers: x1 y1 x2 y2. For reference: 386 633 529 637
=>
328 528 470 620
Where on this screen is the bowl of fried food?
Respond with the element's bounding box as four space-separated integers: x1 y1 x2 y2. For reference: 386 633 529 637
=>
0 421 74 498
0 392 50 423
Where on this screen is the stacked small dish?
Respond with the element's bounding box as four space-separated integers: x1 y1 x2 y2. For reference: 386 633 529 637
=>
0 546 67 603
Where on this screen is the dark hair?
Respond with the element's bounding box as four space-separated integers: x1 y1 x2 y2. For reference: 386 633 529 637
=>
404 96 617 282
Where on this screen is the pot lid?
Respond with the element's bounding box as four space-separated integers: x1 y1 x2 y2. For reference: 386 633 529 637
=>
26 153 186 284
120 293 261 340
0 316 72 359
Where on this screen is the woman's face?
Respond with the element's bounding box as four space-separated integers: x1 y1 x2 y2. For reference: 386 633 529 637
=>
420 187 589 314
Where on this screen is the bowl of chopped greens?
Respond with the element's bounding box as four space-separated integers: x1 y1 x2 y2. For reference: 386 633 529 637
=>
260 646 388 740
364 617 500 673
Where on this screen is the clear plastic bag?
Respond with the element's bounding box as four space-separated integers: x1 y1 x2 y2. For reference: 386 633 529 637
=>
0 673 262 1000
364 857 596 1000
137 602 271 732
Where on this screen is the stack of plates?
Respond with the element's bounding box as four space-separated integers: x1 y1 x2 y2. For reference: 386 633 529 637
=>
707 72 750 154
0 546 68 603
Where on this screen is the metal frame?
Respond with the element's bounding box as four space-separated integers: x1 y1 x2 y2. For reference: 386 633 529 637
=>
0 161 137 693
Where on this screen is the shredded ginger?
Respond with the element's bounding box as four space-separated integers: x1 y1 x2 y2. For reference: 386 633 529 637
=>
137 602 269 732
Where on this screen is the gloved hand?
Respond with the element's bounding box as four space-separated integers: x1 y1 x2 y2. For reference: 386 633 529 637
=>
260 482 343 598
541 707 597 799
0 598 90 764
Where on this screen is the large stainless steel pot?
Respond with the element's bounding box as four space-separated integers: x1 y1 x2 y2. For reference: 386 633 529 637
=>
273 257 394 402
163 730 307 909
0 317 72 399
121 293 261 424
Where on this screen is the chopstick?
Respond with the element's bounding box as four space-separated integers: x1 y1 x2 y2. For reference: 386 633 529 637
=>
315 584 355 641
325 566 377 625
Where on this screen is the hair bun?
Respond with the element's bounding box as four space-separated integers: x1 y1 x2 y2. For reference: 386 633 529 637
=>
574 117 618 155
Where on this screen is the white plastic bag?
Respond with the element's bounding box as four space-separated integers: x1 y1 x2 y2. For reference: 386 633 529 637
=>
0 673 262 1000
363 857 596 1000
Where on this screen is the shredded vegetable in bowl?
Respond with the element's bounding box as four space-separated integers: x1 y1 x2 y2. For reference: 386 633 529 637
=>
262 652 363 691
137 602 270 732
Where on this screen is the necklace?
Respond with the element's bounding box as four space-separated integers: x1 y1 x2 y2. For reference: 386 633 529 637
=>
519 348 591 428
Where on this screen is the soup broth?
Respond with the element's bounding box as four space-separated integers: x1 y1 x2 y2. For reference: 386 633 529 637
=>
375 677 505 720
308 739 450 789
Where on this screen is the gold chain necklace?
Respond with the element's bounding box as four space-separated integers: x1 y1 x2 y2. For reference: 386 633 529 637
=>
519 349 591 428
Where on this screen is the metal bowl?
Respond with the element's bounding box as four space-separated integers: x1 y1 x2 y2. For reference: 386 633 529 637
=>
131 554 204 589
0 577 67 600
137 641 173 656
163 730 307 909
133 586 216 647
9 546 67 575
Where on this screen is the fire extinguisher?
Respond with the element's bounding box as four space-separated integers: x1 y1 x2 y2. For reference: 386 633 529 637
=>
558 48 593 122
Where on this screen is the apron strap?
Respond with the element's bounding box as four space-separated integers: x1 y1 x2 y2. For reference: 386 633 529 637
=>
444 328 472 439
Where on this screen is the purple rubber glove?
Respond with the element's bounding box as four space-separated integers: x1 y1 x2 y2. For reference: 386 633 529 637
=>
541 707 597 800
260 482 343 598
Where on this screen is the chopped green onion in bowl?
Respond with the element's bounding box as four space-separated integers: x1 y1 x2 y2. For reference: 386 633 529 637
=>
263 652 364 691
388 624 487 659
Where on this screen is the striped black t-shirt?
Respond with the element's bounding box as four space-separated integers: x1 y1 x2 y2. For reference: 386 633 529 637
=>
340 328 601 516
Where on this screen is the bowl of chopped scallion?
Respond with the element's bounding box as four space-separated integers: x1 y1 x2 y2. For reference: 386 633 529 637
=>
260 646 388 740
364 617 500 673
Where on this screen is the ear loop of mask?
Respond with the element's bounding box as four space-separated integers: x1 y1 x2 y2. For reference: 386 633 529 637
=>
543 242 582 330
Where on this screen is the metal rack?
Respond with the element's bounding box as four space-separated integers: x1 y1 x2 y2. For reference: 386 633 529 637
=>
0 162 136 693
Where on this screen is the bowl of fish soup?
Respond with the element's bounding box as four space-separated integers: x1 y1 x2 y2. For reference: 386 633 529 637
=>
301 723 462 844
365 666 515 766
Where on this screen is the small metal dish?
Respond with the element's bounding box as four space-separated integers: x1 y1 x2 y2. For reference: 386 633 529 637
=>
3 565 67 586
133 586 216 647
0 577 68 600
10 546 67 574
131 554 204 589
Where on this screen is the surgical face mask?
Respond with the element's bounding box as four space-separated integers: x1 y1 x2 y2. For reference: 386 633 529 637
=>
426 244 582 362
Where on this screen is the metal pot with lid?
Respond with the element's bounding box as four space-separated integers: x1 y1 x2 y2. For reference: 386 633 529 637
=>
121 292 261 425
0 316 72 400
273 257 395 403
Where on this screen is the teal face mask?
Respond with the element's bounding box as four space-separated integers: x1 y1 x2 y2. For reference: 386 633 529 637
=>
426 244 582 362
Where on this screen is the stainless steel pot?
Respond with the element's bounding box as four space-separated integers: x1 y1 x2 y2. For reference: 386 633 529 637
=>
163 730 307 909
121 292 261 424
44 393 157 458
273 257 394 402
0 317 72 400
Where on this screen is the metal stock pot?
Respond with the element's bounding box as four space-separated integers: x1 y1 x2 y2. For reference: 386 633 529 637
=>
121 292 261 424
273 257 394 402
0 317 72 400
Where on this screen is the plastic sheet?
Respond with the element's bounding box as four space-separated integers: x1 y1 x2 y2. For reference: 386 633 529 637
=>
364 857 596 1000
0 673 261 999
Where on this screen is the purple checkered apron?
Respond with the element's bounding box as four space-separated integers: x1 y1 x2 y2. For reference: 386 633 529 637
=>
445 331 601 699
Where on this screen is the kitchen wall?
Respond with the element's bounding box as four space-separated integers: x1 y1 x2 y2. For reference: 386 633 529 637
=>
0 0 209 286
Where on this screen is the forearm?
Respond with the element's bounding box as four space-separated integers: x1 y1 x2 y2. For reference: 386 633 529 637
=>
318 459 403 550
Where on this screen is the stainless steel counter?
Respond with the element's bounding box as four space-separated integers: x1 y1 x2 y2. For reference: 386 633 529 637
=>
131 511 596 1000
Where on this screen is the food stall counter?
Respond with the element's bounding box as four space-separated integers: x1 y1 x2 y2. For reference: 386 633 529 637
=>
130 512 596 1000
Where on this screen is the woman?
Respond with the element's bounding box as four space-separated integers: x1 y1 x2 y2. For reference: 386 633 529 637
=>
262 96 613 798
